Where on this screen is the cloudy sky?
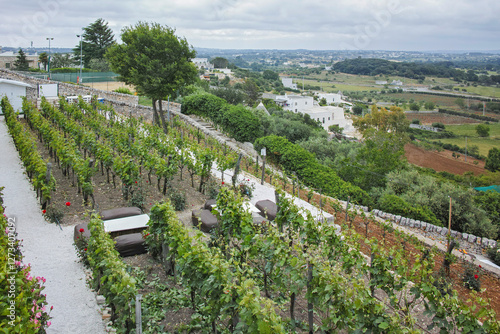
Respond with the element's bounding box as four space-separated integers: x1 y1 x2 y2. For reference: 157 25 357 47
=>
1 0 499 51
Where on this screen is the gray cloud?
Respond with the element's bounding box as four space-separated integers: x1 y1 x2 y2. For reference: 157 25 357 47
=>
0 0 498 51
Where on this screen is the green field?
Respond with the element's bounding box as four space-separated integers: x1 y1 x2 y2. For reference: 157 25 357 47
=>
437 123 500 156
454 86 500 99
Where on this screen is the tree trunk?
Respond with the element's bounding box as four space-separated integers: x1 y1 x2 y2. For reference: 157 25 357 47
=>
152 99 160 127
158 99 168 134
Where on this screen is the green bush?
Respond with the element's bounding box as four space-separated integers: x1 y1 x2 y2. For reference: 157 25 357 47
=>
378 194 441 225
181 93 262 142
114 87 133 95
254 135 371 206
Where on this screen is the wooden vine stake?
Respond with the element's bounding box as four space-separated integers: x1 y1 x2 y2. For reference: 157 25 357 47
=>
135 294 142 334
231 153 243 188
307 262 314 334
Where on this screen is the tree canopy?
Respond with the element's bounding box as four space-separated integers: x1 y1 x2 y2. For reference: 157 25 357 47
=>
106 21 198 132
38 52 48 71
74 18 115 68
210 57 229 69
14 48 29 71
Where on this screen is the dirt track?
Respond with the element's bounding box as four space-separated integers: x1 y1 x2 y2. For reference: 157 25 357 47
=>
405 143 486 175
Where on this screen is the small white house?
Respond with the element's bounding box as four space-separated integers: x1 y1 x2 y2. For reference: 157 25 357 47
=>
281 78 298 90
303 106 348 131
0 79 33 111
317 92 343 105
275 94 313 113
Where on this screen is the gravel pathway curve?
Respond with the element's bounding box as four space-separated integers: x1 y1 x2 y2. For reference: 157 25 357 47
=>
0 117 106 334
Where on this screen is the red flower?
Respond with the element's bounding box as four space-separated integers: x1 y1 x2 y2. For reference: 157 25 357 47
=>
474 274 479 279
222 182 224 185
146 181 148 183
79 228 84 233
42 210 46 214
135 181 138 184
65 202 71 207
84 248 87 251
479 265 482 268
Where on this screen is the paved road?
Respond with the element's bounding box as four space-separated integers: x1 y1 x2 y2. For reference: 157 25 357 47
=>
0 117 106 334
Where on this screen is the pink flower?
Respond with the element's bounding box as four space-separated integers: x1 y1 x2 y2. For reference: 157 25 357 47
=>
4 228 8 234
47 321 51 327
36 312 41 319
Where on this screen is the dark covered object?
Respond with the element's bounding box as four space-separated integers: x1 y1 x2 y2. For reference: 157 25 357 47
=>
74 222 91 242
255 200 277 221
100 207 142 221
204 199 217 211
114 233 147 257
192 209 218 233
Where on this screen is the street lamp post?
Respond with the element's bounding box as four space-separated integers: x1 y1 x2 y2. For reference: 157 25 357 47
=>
77 34 83 84
46 37 54 79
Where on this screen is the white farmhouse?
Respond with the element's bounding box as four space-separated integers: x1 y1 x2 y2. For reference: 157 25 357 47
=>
0 78 33 111
281 78 298 90
274 93 348 131
192 58 214 70
275 94 313 113
316 92 344 105
303 106 348 131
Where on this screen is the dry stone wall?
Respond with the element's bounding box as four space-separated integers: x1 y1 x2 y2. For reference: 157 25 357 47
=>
0 69 138 105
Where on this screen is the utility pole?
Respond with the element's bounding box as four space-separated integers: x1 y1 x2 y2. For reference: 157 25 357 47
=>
46 37 54 79
465 136 467 162
77 34 83 84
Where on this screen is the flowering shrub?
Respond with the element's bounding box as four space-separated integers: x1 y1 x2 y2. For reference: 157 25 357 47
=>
238 179 255 199
73 228 89 267
0 187 52 332
462 261 482 292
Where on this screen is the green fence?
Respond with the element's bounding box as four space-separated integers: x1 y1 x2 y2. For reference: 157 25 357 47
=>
19 71 119 83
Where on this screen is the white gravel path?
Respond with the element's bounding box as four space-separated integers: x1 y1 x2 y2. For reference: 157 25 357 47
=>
0 117 106 334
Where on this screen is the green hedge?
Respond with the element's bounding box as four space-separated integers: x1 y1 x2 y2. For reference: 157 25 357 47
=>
254 135 371 206
378 194 441 226
181 93 262 142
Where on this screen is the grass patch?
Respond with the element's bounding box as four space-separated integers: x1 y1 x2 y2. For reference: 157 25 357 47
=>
456 86 500 99
138 95 153 107
436 123 500 156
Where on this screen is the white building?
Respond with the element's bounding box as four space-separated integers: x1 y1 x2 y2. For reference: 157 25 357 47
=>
275 94 313 113
281 78 297 90
192 58 214 70
316 92 344 105
303 106 348 131
274 93 349 131
0 79 33 111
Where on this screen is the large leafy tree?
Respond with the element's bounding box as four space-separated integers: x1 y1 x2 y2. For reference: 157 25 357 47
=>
13 48 30 71
106 22 197 132
74 18 115 68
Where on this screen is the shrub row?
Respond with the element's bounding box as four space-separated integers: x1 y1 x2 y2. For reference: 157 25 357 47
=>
87 214 137 333
1 97 55 207
438 108 499 123
181 93 263 142
254 135 371 206
431 141 486 160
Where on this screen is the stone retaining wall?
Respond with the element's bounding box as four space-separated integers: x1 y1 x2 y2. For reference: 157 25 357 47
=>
370 209 497 254
0 69 138 105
